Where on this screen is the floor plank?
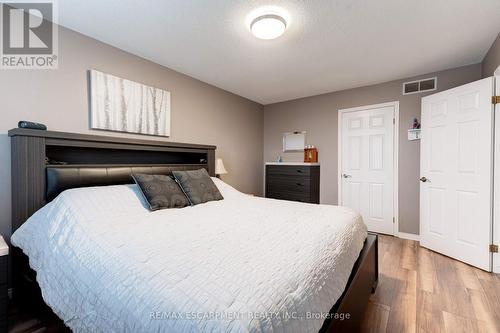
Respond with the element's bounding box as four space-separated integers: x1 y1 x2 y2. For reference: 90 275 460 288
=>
361 235 500 333
360 302 390 333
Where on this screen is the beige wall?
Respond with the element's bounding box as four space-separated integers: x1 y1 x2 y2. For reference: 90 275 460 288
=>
263 64 481 235
0 26 264 238
482 32 500 77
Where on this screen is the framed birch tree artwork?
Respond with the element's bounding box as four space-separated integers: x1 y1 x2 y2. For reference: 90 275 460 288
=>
90 70 171 136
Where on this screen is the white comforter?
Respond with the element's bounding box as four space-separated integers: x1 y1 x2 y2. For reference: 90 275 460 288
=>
11 178 367 333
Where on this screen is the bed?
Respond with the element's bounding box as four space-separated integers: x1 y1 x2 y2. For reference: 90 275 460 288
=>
9 128 378 333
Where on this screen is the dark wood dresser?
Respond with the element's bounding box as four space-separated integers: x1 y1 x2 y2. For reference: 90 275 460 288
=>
265 163 320 203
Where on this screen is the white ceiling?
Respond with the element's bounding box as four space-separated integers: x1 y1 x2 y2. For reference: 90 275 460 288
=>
59 0 500 104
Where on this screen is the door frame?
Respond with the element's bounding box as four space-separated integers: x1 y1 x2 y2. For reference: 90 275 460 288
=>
494 75 499 273
338 101 400 236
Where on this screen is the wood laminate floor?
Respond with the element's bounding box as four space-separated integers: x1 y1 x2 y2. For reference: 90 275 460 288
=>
360 235 500 333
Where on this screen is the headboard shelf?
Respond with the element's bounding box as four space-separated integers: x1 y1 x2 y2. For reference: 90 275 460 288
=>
10 128 216 232
46 145 207 165
9 128 215 150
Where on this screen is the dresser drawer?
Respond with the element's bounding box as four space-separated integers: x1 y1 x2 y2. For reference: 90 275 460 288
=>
266 190 311 203
266 165 311 177
266 174 310 192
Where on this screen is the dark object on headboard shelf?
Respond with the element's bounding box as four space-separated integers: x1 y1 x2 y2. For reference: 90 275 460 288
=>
45 157 68 165
18 121 47 130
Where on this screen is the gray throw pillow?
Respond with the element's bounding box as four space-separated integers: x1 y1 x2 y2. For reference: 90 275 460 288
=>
132 173 190 210
172 168 223 205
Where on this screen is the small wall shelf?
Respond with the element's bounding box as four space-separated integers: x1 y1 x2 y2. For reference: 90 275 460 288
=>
408 129 421 141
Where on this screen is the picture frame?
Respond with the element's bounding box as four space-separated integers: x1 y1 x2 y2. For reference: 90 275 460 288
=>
89 69 171 136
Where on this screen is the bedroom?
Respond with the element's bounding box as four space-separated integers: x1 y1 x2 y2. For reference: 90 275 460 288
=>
0 0 500 332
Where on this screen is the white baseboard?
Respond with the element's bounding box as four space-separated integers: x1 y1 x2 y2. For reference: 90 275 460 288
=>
397 232 420 242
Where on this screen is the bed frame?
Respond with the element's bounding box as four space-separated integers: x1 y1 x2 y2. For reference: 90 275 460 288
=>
9 128 378 333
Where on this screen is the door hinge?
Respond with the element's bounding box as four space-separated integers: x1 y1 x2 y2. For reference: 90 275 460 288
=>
490 244 499 253
493 96 500 105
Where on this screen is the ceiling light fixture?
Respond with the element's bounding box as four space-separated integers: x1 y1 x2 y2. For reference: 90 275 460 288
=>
250 14 287 40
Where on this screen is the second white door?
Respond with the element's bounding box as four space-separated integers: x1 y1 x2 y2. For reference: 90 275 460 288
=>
339 103 396 234
420 77 494 271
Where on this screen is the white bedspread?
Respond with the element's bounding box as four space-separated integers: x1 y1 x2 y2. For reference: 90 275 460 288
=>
11 178 367 333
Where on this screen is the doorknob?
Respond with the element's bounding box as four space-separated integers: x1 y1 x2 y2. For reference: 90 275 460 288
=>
342 174 352 178
419 177 429 182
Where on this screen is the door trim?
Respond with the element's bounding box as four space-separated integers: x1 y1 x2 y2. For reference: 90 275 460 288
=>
398 232 420 242
338 101 400 236
494 75 499 273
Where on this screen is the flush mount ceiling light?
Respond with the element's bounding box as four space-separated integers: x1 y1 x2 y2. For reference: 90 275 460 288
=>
250 14 287 40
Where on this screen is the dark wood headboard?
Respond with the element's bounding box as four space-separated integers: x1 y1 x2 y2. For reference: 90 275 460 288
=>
9 128 216 232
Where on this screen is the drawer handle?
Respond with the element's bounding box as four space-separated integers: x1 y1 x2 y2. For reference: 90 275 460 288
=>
296 183 304 186
296 169 303 173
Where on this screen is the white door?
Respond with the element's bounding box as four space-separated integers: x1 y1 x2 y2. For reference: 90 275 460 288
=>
420 77 494 271
340 104 396 234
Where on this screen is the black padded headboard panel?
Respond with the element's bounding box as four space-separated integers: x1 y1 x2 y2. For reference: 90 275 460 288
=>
46 164 208 201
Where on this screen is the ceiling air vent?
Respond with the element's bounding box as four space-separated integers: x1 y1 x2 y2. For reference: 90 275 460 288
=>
403 77 437 95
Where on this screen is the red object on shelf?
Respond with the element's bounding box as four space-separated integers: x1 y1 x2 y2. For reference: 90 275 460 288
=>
304 147 318 163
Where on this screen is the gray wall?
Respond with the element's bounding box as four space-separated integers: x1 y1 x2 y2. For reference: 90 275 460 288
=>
263 64 481 235
1 24 497 240
482 32 500 77
0 26 264 238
